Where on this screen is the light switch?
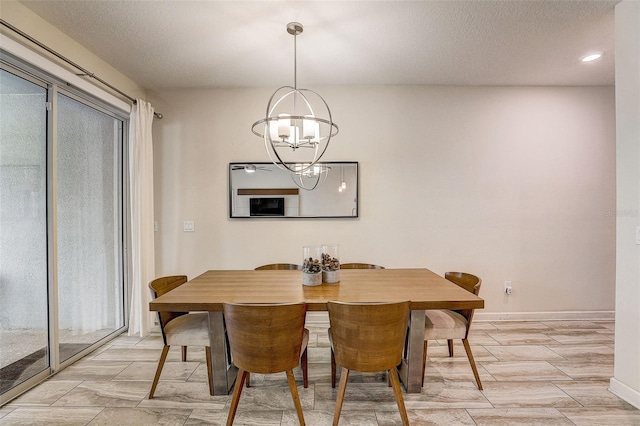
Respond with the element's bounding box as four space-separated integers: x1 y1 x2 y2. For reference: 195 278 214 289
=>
183 221 195 232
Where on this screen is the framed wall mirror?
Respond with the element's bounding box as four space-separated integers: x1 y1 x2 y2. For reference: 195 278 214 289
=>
229 162 358 218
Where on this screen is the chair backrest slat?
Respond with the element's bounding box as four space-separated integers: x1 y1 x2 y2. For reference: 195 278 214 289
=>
328 301 409 372
223 303 307 374
340 263 385 270
255 263 302 270
445 272 482 323
149 275 189 334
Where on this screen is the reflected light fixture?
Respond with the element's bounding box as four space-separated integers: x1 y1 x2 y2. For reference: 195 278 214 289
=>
251 22 339 175
291 162 331 191
338 165 346 192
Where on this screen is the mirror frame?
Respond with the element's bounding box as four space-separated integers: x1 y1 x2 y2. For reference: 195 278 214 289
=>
228 161 359 219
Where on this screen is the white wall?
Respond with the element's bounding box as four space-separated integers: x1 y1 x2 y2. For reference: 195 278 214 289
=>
611 0 640 410
149 85 615 315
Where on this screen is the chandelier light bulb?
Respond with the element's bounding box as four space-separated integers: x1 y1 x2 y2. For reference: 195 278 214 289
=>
278 114 291 139
303 115 316 140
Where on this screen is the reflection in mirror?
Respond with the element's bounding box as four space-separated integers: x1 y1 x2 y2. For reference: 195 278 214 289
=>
229 162 358 218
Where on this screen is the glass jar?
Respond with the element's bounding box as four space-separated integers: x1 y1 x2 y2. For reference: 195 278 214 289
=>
302 245 322 286
321 243 340 283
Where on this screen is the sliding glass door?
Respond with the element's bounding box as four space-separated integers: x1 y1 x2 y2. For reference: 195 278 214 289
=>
0 62 127 402
56 93 125 363
0 69 49 395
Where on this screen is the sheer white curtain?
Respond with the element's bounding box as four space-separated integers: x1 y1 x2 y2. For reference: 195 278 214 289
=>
128 99 156 336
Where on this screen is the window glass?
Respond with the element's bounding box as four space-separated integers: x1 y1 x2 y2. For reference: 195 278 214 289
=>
0 69 49 393
56 93 124 362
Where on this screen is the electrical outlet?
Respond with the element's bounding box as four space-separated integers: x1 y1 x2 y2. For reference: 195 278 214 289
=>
183 221 194 232
504 281 512 295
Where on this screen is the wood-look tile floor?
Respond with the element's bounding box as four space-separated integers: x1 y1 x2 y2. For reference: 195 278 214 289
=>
2 320 639 425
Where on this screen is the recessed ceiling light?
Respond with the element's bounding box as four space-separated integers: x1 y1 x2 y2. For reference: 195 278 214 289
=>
581 52 603 62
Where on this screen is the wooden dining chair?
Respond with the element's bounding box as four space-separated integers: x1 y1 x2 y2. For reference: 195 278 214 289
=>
223 302 309 426
148 275 213 398
340 263 385 269
254 263 303 270
421 272 483 390
244 266 304 388
328 301 410 426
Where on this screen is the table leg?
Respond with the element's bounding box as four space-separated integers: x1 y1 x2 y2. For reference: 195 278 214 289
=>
398 309 425 393
208 311 237 394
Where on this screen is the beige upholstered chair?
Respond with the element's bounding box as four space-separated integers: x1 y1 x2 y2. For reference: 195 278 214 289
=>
223 303 309 426
148 275 213 399
328 301 410 426
255 263 303 270
340 263 385 269
422 272 483 390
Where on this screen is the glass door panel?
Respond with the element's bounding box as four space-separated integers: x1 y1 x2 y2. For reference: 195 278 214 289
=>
56 93 124 363
0 69 49 394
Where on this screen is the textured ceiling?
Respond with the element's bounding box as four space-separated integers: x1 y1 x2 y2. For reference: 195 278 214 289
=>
18 0 618 90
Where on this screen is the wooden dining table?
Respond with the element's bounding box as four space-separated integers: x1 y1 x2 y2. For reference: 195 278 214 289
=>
149 268 484 394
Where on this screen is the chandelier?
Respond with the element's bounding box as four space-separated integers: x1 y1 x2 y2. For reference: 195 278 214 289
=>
251 22 338 175
290 163 331 191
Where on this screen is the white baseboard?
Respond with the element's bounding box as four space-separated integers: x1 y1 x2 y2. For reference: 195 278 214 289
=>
307 310 614 325
610 378 640 410
474 310 615 322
